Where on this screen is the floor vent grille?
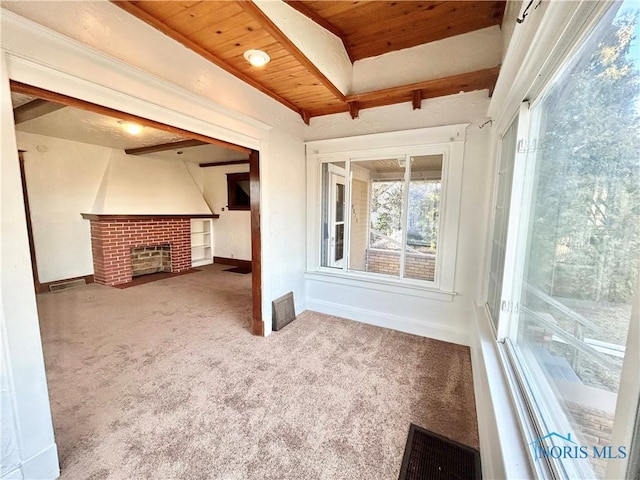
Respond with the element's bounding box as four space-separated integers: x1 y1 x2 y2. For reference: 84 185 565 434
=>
49 279 87 293
272 292 296 331
399 424 481 480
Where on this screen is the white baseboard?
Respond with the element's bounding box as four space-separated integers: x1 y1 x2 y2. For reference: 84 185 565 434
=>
264 298 307 337
7 444 60 480
306 298 471 346
294 299 307 317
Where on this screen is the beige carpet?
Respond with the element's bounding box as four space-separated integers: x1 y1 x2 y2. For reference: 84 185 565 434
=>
37 264 479 479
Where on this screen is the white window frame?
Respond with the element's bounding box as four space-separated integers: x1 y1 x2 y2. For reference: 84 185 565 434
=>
485 1 640 478
484 112 519 334
306 125 468 301
326 163 346 268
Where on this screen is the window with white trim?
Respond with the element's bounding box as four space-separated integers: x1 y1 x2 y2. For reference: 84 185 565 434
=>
320 154 442 283
490 2 640 478
307 124 467 296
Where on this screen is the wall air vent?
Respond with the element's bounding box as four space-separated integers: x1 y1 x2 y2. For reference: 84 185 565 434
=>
49 278 86 293
272 292 296 331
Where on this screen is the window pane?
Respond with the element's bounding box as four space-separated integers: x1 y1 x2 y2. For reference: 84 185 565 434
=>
348 158 405 277
335 183 345 223
506 3 639 477
320 161 346 269
348 166 370 271
404 155 443 281
487 120 518 327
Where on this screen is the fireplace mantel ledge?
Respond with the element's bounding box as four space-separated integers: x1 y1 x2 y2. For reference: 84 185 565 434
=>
81 213 220 220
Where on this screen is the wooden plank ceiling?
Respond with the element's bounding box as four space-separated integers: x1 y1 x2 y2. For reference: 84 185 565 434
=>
114 1 505 123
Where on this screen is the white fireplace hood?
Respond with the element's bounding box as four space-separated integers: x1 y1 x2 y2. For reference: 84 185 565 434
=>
90 150 212 215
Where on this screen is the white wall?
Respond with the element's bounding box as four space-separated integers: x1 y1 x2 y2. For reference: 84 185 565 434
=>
0 56 59 480
304 91 495 346
260 127 307 316
202 164 251 261
17 132 109 283
0 322 21 475
16 131 212 284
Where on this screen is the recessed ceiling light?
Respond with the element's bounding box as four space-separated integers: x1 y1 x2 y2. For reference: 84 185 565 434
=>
118 120 144 135
243 49 270 67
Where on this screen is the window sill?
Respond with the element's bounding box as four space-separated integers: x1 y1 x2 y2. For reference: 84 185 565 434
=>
305 269 456 302
472 304 536 479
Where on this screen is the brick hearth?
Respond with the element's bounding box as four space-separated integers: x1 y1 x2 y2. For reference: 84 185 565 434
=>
84 215 192 286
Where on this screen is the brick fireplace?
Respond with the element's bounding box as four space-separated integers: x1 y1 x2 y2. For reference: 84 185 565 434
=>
82 214 193 286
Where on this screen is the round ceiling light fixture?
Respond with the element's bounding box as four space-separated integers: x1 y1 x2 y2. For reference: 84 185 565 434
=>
243 49 270 67
118 120 144 135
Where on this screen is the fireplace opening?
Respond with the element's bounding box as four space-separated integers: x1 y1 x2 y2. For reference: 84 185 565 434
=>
131 245 171 277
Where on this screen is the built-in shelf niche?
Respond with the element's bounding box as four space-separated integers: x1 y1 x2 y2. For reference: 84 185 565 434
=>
191 218 213 267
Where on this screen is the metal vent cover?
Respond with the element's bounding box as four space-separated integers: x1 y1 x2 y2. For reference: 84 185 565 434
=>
272 292 296 331
399 424 481 480
49 279 86 293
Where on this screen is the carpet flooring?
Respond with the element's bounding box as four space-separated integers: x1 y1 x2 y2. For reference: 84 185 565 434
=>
36 263 479 479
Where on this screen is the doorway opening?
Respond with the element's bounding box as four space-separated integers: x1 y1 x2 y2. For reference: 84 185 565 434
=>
10 81 263 335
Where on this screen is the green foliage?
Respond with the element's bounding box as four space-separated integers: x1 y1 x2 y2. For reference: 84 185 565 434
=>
371 181 403 238
370 180 440 252
528 9 640 303
407 182 440 252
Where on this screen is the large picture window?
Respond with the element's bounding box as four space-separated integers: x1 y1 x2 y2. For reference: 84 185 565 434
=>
493 2 640 477
307 125 467 298
320 154 443 283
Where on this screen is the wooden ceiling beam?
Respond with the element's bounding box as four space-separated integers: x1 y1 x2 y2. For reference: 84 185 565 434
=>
111 1 302 115
282 1 355 63
125 139 208 156
13 99 66 124
300 110 311 126
348 101 360 120
10 81 252 155
303 104 350 119
412 90 423 110
305 67 501 121
200 159 250 168
239 1 346 102
346 66 500 107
